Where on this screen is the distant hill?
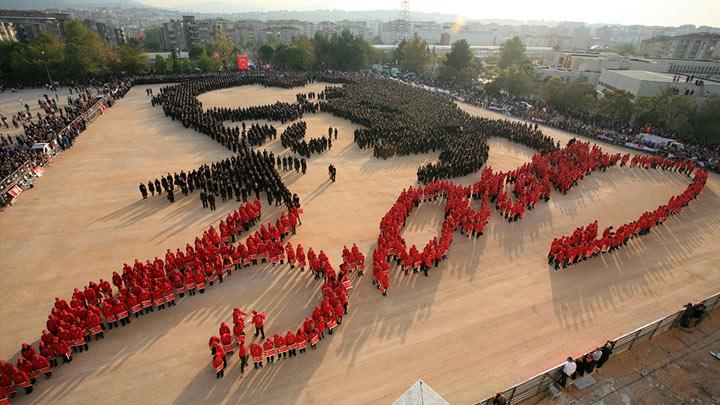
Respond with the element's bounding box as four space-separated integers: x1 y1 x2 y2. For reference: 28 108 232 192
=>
0 0 146 11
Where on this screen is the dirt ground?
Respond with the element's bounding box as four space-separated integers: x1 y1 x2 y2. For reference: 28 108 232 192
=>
1 83 719 405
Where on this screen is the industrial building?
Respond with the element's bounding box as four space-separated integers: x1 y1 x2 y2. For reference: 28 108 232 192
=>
596 69 720 99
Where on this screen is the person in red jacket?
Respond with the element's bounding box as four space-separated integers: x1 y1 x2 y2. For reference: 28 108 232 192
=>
220 333 235 357
250 342 263 369
237 336 249 375
17 358 35 384
184 270 196 296
39 341 56 367
285 330 297 357
309 327 319 350
212 352 224 379
12 367 32 394
140 288 153 314
101 300 118 329
273 333 286 360
334 302 345 326
53 337 71 364
31 354 52 378
129 293 142 318
0 385 9 404
114 299 130 327
251 310 265 339
263 338 275 364
194 269 206 294
295 328 307 354
316 315 325 339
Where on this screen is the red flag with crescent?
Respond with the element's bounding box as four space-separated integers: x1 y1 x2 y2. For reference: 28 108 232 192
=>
237 55 248 71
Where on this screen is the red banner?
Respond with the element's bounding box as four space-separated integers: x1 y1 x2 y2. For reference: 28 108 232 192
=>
8 185 22 197
237 55 248 71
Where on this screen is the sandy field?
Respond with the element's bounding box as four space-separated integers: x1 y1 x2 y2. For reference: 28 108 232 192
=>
1 83 719 405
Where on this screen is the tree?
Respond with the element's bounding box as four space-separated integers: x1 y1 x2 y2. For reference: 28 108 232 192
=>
616 43 636 56
114 46 147 74
540 77 596 114
64 20 110 77
141 27 162 52
257 45 274 64
208 27 234 70
398 36 431 73
445 39 472 70
292 36 316 70
10 32 66 83
598 88 635 121
181 58 192 73
503 66 535 97
634 86 695 136
154 54 167 73
189 46 205 61
498 37 530 70
691 95 720 145
196 52 221 72
0 40 25 81
170 52 182 73
437 39 477 85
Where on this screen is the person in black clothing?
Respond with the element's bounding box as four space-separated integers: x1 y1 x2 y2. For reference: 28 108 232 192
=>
148 181 155 196
167 188 175 203
139 183 148 199
200 191 208 208
208 193 216 210
154 178 162 195
595 341 614 369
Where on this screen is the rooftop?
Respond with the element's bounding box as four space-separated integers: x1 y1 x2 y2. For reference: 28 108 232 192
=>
608 69 676 81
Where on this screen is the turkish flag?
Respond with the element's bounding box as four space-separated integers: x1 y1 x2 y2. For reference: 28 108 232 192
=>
237 55 248 71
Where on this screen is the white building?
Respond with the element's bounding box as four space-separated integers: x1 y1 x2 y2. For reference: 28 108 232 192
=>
597 69 720 99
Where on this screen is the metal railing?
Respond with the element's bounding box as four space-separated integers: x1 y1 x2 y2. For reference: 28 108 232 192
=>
1 95 110 203
476 291 720 405
0 161 33 196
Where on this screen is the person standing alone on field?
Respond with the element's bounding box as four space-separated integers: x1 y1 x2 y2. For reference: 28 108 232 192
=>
251 310 265 339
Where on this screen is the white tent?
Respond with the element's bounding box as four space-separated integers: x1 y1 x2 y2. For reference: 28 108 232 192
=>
394 380 449 405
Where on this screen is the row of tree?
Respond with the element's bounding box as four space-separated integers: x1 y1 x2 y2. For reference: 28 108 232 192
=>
0 21 147 84
535 75 719 145
255 31 382 71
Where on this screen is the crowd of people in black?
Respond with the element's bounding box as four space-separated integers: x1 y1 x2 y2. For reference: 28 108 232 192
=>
279 121 335 158
317 76 556 183
146 73 318 210
388 73 720 173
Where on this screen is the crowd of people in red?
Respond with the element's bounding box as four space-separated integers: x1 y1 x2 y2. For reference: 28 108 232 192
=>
371 140 629 294
208 244 360 378
371 179 494 294
0 200 306 402
549 156 707 269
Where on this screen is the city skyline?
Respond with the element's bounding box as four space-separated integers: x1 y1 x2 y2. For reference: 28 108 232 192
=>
132 0 720 27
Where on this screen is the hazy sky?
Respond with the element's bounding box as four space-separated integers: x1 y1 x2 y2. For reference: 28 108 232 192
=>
137 0 720 27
